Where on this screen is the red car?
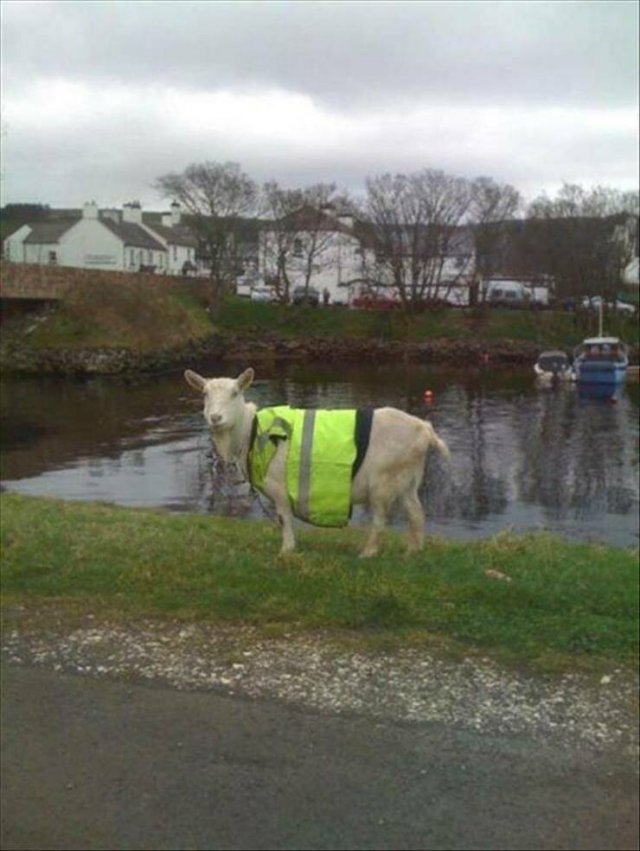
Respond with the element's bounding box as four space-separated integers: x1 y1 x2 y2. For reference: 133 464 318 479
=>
350 294 398 311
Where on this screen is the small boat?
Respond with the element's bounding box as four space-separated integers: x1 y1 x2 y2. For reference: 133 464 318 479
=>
573 336 628 385
534 350 574 382
572 300 629 386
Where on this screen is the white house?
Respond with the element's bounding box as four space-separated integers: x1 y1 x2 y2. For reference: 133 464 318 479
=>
257 205 363 304
5 221 75 266
2 201 198 275
256 205 477 305
139 202 199 275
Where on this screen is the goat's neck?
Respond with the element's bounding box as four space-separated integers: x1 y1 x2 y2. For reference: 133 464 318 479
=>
211 401 256 474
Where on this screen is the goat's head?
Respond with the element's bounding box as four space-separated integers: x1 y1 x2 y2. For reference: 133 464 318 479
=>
184 368 254 433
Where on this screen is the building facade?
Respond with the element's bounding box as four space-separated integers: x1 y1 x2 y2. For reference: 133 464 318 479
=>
2 201 198 275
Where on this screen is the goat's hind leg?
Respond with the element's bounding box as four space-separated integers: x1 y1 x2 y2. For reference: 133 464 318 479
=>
359 494 390 558
402 489 425 554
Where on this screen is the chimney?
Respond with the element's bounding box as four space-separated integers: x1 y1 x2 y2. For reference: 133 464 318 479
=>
101 208 122 224
122 201 142 225
83 201 99 219
162 201 181 228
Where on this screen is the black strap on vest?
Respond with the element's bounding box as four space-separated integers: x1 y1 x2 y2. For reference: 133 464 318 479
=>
352 407 373 479
246 415 259 485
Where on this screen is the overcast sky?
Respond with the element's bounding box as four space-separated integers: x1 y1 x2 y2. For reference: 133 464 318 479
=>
1 0 638 211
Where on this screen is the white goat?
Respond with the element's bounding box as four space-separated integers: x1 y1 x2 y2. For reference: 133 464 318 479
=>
185 367 450 557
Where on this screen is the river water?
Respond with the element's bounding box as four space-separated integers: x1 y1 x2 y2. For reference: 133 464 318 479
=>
1 361 638 548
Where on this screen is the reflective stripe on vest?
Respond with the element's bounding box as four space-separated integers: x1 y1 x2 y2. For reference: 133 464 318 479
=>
248 406 357 527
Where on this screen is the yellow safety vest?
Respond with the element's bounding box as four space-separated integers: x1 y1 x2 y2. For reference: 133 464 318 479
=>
248 405 358 527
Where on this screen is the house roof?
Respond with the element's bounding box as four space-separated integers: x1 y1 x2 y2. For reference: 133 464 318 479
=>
23 220 79 244
99 219 166 251
143 221 198 247
273 205 356 236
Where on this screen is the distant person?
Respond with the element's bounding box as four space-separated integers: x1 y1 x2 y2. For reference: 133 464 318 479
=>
323 288 331 306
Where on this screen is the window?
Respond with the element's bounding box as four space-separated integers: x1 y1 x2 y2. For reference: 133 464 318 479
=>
173 245 178 261
48 250 57 265
148 250 153 264
293 238 303 257
129 249 135 266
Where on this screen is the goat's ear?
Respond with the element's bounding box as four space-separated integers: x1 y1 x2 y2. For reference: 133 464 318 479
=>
236 367 254 392
184 369 207 392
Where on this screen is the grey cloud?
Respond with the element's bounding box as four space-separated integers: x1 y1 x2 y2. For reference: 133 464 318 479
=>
3 0 638 109
4 98 636 209
1 0 637 207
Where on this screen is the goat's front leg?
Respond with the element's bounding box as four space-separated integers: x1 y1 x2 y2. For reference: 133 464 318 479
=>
275 498 295 554
263 443 296 555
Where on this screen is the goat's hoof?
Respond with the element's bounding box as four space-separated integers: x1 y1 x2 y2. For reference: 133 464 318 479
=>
278 548 295 557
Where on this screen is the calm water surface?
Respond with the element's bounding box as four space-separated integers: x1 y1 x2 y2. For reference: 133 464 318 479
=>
1 362 638 548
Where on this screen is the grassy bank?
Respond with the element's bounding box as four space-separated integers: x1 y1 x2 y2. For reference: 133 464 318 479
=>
2 286 638 362
1 494 637 673
218 298 640 351
2 279 213 353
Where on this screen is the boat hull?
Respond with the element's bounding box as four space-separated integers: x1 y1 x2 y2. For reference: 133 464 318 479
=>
574 361 627 385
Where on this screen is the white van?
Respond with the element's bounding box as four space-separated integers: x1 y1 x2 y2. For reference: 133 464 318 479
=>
485 279 553 309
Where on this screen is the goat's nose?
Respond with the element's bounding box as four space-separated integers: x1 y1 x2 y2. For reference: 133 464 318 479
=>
209 413 223 426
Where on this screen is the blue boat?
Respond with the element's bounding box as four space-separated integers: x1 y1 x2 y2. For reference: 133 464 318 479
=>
573 335 628 385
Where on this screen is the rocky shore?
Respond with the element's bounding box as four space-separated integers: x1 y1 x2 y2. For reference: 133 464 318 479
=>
1 332 549 376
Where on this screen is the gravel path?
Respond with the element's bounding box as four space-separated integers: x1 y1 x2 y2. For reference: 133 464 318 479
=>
2 606 637 759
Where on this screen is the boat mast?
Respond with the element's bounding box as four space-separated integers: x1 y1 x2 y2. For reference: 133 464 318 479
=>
598 299 603 337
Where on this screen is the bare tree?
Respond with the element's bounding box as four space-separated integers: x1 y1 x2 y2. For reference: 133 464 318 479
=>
525 183 638 301
260 182 349 302
529 183 639 219
154 161 258 311
260 182 305 304
469 177 522 306
361 169 475 311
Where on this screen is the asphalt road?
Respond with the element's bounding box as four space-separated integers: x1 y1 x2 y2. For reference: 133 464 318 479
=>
1 664 638 851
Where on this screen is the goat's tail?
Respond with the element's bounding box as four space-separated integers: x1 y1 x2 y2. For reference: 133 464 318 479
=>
423 421 451 461
432 433 451 462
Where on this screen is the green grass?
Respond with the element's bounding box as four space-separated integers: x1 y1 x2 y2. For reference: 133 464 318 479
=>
218 298 639 350
2 281 213 353
1 494 637 673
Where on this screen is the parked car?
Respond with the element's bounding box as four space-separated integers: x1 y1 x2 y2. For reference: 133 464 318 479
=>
350 293 398 311
291 286 320 306
250 286 276 303
582 296 636 316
